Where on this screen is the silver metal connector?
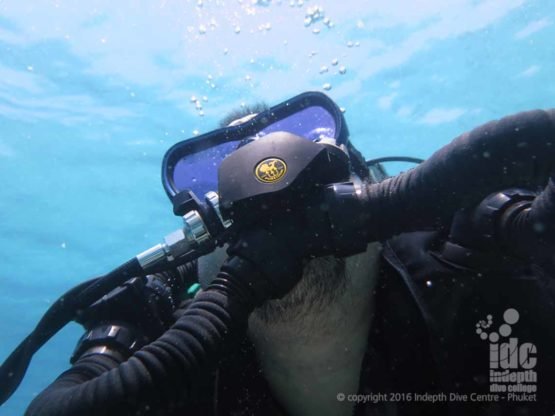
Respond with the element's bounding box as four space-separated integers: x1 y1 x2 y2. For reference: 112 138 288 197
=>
136 192 232 272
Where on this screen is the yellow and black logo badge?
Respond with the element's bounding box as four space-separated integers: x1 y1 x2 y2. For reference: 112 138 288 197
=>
254 158 287 183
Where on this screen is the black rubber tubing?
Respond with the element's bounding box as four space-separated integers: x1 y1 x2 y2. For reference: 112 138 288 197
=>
25 273 256 416
24 109 555 415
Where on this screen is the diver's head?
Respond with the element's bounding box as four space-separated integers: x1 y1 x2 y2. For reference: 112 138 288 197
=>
195 92 377 325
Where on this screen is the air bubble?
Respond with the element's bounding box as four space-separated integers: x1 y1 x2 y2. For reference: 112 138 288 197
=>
190 95 197 102
234 25 241 34
319 65 328 74
198 25 207 34
193 129 200 136
312 28 320 34
223 48 229 55
322 83 332 91
338 66 346 74
331 58 338 66
347 41 354 48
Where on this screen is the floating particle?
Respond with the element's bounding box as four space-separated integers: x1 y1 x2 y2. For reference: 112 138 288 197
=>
210 83 216 89
250 58 255 64
264 22 272 30
61 242 66 249
331 58 338 66
193 129 200 136
355 41 360 47
207 74 213 80
309 50 317 57
304 17 312 26
130 91 136 97
195 101 203 110
223 48 229 55
338 65 346 74
27 65 34 71
319 65 328 74
347 41 354 48
312 28 320 34
234 25 241 34
197 0 203 7
322 83 332 91
283 40 288 45
199 25 207 34
202 96 208 102
190 95 197 102
245 74 252 81
199 110 205 117
339 107 346 113
426 280 432 287
356 19 365 28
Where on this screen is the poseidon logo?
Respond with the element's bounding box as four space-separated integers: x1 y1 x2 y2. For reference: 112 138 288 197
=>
254 158 287 183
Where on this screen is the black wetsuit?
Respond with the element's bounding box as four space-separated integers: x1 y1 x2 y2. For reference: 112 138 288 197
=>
32 231 555 416
183 231 555 416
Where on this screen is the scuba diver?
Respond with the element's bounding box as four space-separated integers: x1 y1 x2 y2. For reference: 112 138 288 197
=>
1 91 555 416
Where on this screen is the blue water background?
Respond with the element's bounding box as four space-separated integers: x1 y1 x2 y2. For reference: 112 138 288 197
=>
1 1 554 414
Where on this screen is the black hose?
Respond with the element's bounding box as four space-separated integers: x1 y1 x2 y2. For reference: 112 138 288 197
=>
25 258 259 416
366 109 555 240
502 172 555 258
0 277 99 405
0 259 144 406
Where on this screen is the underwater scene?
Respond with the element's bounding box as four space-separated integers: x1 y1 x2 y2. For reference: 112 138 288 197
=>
1 1 555 415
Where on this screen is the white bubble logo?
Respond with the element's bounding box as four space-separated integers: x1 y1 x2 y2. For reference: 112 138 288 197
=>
476 308 519 343
475 307 537 398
